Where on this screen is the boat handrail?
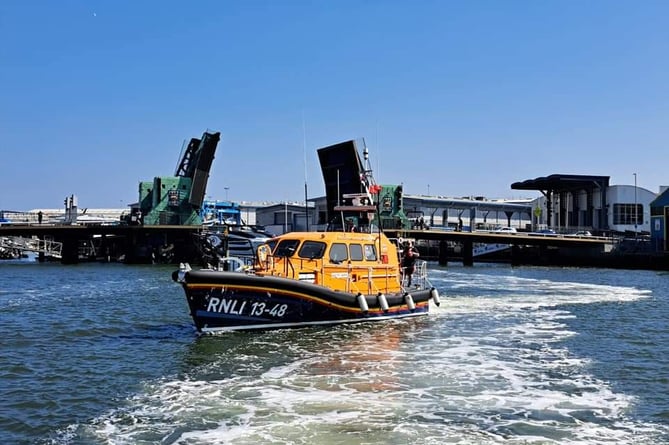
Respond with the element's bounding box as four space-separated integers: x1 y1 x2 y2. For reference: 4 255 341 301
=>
320 262 400 294
0 235 63 259
280 254 296 278
261 251 403 294
401 259 430 291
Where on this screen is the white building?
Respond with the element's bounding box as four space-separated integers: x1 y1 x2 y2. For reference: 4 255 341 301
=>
513 174 658 235
605 185 654 234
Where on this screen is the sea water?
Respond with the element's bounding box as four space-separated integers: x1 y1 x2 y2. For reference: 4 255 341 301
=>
1 260 668 444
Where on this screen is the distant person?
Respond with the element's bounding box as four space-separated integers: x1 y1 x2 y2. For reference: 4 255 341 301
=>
458 218 463 232
401 242 420 286
38 211 43 224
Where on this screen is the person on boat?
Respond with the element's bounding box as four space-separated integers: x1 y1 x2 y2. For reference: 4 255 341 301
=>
401 241 419 286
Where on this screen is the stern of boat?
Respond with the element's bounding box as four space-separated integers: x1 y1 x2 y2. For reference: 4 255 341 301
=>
400 259 440 307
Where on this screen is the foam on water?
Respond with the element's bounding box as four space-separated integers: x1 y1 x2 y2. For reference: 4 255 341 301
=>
58 268 668 444
435 268 652 311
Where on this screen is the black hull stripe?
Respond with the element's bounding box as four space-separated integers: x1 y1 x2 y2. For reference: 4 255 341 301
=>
198 310 430 334
186 283 430 314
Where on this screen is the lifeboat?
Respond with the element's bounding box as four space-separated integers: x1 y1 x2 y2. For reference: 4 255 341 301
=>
173 230 439 334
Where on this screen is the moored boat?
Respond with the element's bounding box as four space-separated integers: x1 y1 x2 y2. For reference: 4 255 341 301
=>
173 230 440 333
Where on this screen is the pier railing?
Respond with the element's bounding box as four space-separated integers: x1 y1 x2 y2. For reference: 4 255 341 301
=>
0 236 63 259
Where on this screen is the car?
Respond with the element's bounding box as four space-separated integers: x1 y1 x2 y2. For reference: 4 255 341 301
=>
535 229 556 235
573 230 592 237
493 227 517 234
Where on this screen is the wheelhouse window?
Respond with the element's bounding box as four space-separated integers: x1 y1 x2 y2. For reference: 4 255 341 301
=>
349 244 363 261
274 239 300 257
329 243 348 263
364 244 377 261
298 241 326 259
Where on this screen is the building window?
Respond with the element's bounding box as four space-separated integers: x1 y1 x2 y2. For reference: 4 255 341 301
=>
613 203 642 225
274 211 290 225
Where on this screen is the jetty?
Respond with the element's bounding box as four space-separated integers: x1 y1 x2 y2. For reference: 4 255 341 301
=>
0 224 202 264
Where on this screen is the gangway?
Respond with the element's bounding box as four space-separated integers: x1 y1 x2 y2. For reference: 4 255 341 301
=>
0 236 63 259
473 243 510 257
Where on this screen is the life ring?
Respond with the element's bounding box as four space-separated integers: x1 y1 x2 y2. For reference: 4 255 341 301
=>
208 235 221 248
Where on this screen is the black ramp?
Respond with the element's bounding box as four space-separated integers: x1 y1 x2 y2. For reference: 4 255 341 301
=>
174 137 201 177
317 140 365 225
189 131 221 208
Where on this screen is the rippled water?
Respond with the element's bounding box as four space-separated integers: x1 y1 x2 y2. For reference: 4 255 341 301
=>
1 260 668 444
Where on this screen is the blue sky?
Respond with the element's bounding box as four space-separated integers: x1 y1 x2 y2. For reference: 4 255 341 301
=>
1 0 668 211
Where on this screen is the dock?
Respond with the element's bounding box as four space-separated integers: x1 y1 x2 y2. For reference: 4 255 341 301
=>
0 224 204 264
382 228 669 270
383 229 613 265
3 222 664 270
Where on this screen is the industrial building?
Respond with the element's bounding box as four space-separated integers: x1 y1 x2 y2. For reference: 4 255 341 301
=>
650 187 669 252
511 174 657 236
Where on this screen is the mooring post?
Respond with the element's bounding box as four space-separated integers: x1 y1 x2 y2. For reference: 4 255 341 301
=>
463 239 474 266
60 236 79 265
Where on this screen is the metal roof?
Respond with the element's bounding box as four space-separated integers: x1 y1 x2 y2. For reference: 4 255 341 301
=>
650 187 669 209
404 194 532 213
511 174 610 192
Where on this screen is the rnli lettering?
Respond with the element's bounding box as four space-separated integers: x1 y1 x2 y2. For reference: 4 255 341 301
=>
206 297 247 315
206 297 288 318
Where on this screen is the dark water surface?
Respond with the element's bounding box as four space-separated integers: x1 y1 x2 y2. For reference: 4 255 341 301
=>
1 260 668 444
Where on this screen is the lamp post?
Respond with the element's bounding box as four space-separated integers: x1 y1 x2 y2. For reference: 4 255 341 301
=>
427 184 430 196
224 187 229 201
633 173 637 238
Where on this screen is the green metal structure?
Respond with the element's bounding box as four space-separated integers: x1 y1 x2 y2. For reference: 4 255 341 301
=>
139 131 220 225
375 184 411 230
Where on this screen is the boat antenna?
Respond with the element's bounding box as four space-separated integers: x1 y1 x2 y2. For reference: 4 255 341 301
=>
361 139 377 215
302 110 309 231
337 168 345 232
364 142 383 257
375 120 380 180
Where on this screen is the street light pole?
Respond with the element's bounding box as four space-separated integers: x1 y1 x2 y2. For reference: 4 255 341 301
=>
633 173 638 238
224 187 229 201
